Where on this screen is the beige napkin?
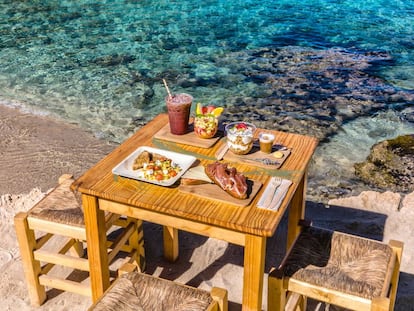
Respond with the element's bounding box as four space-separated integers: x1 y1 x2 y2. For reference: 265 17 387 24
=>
257 178 292 211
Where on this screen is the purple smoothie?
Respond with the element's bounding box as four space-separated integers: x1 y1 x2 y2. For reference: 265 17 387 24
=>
166 93 193 135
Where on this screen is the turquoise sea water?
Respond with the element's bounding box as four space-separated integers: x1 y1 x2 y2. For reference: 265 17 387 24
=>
1 0 414 196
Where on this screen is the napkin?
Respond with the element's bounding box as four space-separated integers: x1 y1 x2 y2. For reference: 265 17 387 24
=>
257 178 292 211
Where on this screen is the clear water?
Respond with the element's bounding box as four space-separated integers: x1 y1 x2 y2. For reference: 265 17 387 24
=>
0 0 413 196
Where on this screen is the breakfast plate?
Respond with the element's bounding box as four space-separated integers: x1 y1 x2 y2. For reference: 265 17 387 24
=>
112 146 197 186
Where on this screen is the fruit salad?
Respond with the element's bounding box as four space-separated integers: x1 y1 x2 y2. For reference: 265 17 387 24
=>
225 122 256 155
194 103 224 139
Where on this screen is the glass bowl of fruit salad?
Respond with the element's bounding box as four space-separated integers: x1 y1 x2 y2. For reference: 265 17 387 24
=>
225 122 256 155
194 103 224 139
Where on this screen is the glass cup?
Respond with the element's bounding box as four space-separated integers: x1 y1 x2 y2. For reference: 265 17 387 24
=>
166 93 193 135
225 122 256 155
194 114 219 139
259 132 275 153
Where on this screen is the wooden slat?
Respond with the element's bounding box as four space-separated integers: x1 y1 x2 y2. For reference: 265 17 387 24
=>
39 275 91 297
35 233 53 249
40 238 83 275
27 217 86 241
107 221 135 263
34 249 89 271
288 278 371 310
99 198 246 246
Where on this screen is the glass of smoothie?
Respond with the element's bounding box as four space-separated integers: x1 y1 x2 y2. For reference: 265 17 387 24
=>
166 93 193 135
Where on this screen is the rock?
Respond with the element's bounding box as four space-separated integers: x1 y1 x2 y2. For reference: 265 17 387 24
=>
354 135 414 192
328 190 401 212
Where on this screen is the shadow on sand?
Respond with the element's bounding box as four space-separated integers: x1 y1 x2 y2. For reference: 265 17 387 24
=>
141 201 413 310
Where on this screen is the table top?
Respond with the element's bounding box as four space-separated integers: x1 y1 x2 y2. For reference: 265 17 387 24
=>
72 114 318 237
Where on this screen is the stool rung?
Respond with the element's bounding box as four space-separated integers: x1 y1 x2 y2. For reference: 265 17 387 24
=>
34 249 89 271
39 275 92 297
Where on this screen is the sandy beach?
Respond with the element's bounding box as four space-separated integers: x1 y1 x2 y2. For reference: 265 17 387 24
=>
1 104 413 310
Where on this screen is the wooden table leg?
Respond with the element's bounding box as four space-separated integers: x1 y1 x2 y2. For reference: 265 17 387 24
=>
163 226 179 262
287 170 307 250
82 194 110 302
243 234 266 311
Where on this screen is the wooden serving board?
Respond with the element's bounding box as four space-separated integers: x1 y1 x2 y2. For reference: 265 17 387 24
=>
223 145 291 169
153 123 221 148
179 179 262 207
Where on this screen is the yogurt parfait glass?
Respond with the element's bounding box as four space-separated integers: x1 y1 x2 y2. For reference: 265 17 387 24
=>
225 122 256 155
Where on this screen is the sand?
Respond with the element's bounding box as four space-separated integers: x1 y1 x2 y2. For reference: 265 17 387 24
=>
1 104 413 310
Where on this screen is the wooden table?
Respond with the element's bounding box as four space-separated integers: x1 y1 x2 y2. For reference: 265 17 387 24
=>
72 114 318 311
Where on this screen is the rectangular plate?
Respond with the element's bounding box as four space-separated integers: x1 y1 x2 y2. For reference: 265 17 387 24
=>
112 146 197 187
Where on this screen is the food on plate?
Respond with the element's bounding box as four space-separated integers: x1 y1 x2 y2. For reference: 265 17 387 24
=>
132 151 151 169
225 122 256 155
194 103 224 139
132 151 181 181
205 162 248 199
272 151 284 159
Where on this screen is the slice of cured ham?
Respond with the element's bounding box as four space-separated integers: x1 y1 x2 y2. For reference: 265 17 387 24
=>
205 162 248 199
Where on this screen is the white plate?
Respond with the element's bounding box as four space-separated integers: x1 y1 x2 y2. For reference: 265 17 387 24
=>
112 146 197 186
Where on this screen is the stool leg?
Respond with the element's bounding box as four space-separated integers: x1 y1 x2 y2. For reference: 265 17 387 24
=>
127 218 146 272
268 269 287 311
14 212 47 306
388 240 403 311
371 297 390 311
211 287 228 311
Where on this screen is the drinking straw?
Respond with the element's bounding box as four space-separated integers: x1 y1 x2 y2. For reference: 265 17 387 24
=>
162 79 173 99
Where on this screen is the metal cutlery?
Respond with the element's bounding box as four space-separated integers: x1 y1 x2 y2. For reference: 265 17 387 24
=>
250 158 281 166
268 179 292 211
257 177 282 209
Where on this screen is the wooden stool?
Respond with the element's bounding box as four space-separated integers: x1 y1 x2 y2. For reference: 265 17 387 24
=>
268 224 403 311
14 174 146 306
89 263 228 311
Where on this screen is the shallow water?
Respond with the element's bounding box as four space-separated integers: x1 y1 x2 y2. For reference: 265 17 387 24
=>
0 0 413 198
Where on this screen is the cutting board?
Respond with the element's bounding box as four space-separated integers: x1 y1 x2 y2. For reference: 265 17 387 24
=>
223 145 291 169
179 179 262 207
153 123 221 148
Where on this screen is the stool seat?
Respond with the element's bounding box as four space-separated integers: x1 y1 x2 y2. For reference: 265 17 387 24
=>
268 224 403 311
14 174 146 306
282 226 393 299
28 177 84 227
89 270 228 311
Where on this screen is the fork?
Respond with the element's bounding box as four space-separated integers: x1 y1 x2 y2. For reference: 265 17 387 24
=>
260 177 282 209
268 178 292 211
